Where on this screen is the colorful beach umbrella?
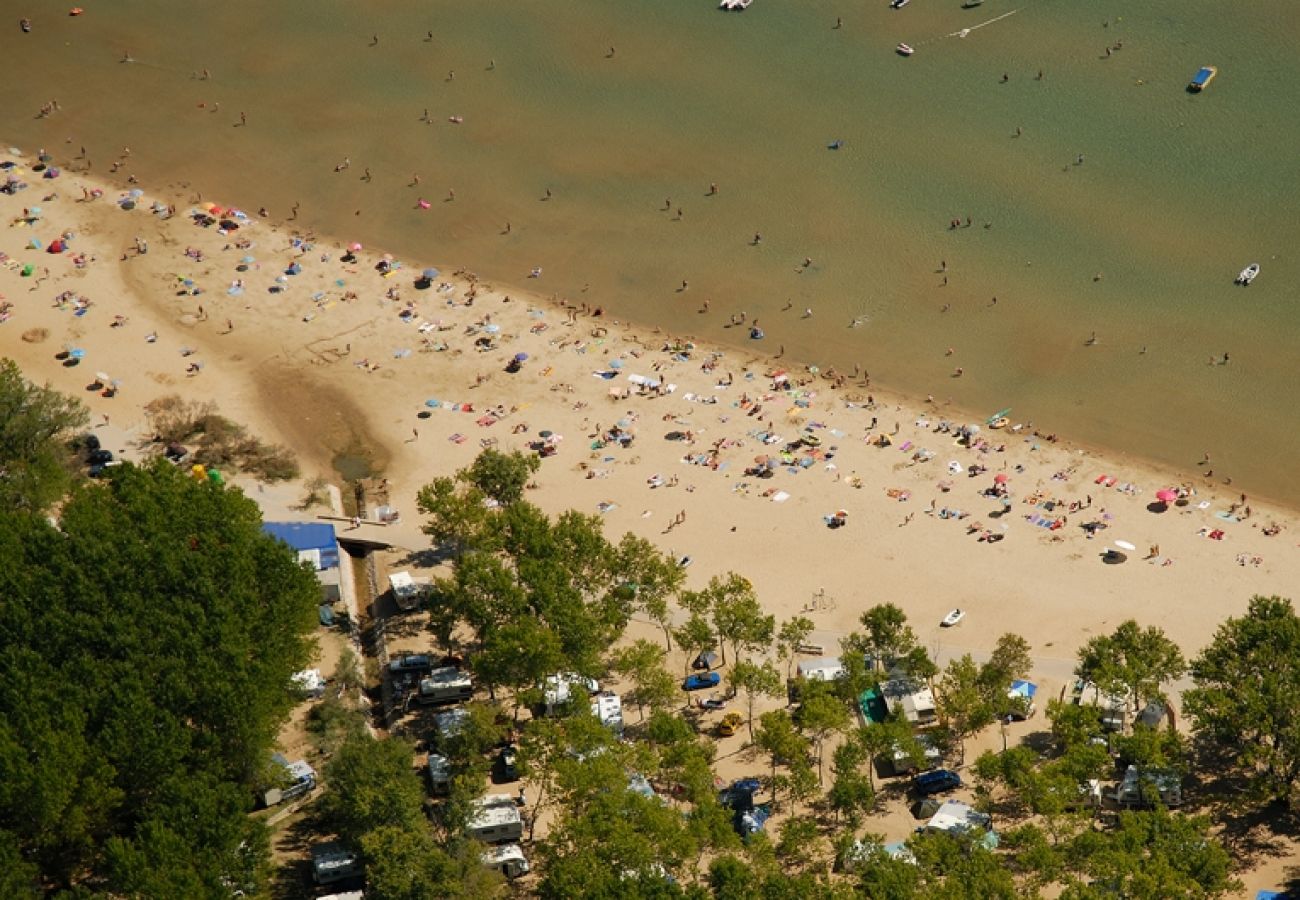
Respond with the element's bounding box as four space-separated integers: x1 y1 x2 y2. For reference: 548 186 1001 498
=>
993 473 1009 484
1155 489 1178 503
348 242 362 251
422 267 439 279
514 352 528 362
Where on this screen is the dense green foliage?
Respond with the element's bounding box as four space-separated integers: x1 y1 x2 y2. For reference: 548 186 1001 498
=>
0 358 88 511
0 460 319 894
1185 595 1300 806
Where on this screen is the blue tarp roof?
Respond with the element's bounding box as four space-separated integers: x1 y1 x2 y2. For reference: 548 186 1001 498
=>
263 521 339 569
1010 679 1038 698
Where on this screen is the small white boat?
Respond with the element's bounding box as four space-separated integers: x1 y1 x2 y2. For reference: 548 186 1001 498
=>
941 608 965 628
896 42 914 56
719 0 751 9
891 0 910 7
1234 263 1259 285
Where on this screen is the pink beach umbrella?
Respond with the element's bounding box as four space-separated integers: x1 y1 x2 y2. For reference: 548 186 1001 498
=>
348 242 362 252
993 473 1009 484
1155 488 1178 504
416 199 431 209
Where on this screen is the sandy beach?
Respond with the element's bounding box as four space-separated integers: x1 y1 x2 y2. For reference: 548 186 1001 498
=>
2 146 1295 666
6 147 1300 891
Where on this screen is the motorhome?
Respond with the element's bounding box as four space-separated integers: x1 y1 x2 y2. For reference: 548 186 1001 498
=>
481 843 530 879
467 795 524 844
418 666 473 705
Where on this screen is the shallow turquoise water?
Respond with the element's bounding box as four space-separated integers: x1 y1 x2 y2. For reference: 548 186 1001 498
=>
2 0 1298 501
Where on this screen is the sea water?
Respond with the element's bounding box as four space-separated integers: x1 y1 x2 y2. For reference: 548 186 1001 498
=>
3 0 1298 502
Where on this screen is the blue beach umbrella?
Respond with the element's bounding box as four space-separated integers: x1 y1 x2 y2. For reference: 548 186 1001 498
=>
608 359 624 369
422 267 439 280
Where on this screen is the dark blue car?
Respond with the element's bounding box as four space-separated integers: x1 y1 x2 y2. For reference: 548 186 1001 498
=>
912 769 963 796
682 672 721 691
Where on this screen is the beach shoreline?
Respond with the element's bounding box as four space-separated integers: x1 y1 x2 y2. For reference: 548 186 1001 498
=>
2 144 1296 676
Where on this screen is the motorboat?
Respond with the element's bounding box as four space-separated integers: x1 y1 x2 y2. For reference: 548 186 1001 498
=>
896 43 914 56
1235 263 1259 286
891 0 910 7
1188 66 1217 92
719 0 752 9
828 139 843 150
941 608 966 628
962 0 984 6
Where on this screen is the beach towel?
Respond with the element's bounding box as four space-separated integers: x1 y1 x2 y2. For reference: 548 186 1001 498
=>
771 491 790 503
448 433 466 444
899 441 914 452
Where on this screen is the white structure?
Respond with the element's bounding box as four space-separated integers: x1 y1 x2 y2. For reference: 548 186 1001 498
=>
591 691 624 736
389 571 423 611
926 800 993 838
418 667 473 705
434 707 471 738
1114 765 1182 808
312 843 362 886
481 843 530 879
468 795 524 844
797 657 846 682
291 668 326 699
427 753 452 795
541 672 600 715
880 677 938 727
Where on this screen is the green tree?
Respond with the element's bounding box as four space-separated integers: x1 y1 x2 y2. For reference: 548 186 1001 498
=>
1076 620 1186 714
845 603 918 672
936 655 996 763
1184 595 1300 806
0 461 319 893
754 711 808 810
775 816 821 869
361 826 503 900
321 733 425 844
613 534 686 651
776 616 816 679
708 573 775 665
672 612 717 676
980 633 1033 702
729 659 783 742
0 358 88 511
795 686 851 784
1060 808 1239 898
464 447 540 505
612 639 679 721
828 737 874 826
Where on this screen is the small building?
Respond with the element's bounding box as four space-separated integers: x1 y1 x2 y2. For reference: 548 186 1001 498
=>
263 521 341 603
418 667 473 705
468 795 524 844
312 842 363 886
880 677 938 727
590 691 624 737
427 753 452 795
926 800 997 847
481 843 530 879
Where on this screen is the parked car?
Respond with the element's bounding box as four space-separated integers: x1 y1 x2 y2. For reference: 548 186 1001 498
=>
497 745 519 782
719 778 761 811
683 672 721 692
716 713 745 737
87 448 115 465
911 769 963 796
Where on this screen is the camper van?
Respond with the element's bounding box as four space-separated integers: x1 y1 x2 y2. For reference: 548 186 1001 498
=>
481 843 530 879
262 756 316 807
539 672 600 716
590 691 624 737
427 753 452 795
418 667 473 705
311 843 363 886
468 795 524 844
797 657 846 682
1114 765 1182 808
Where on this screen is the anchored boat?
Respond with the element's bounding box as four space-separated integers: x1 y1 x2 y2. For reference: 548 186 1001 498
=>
1234 263 1259 286
1188 66 1217 92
